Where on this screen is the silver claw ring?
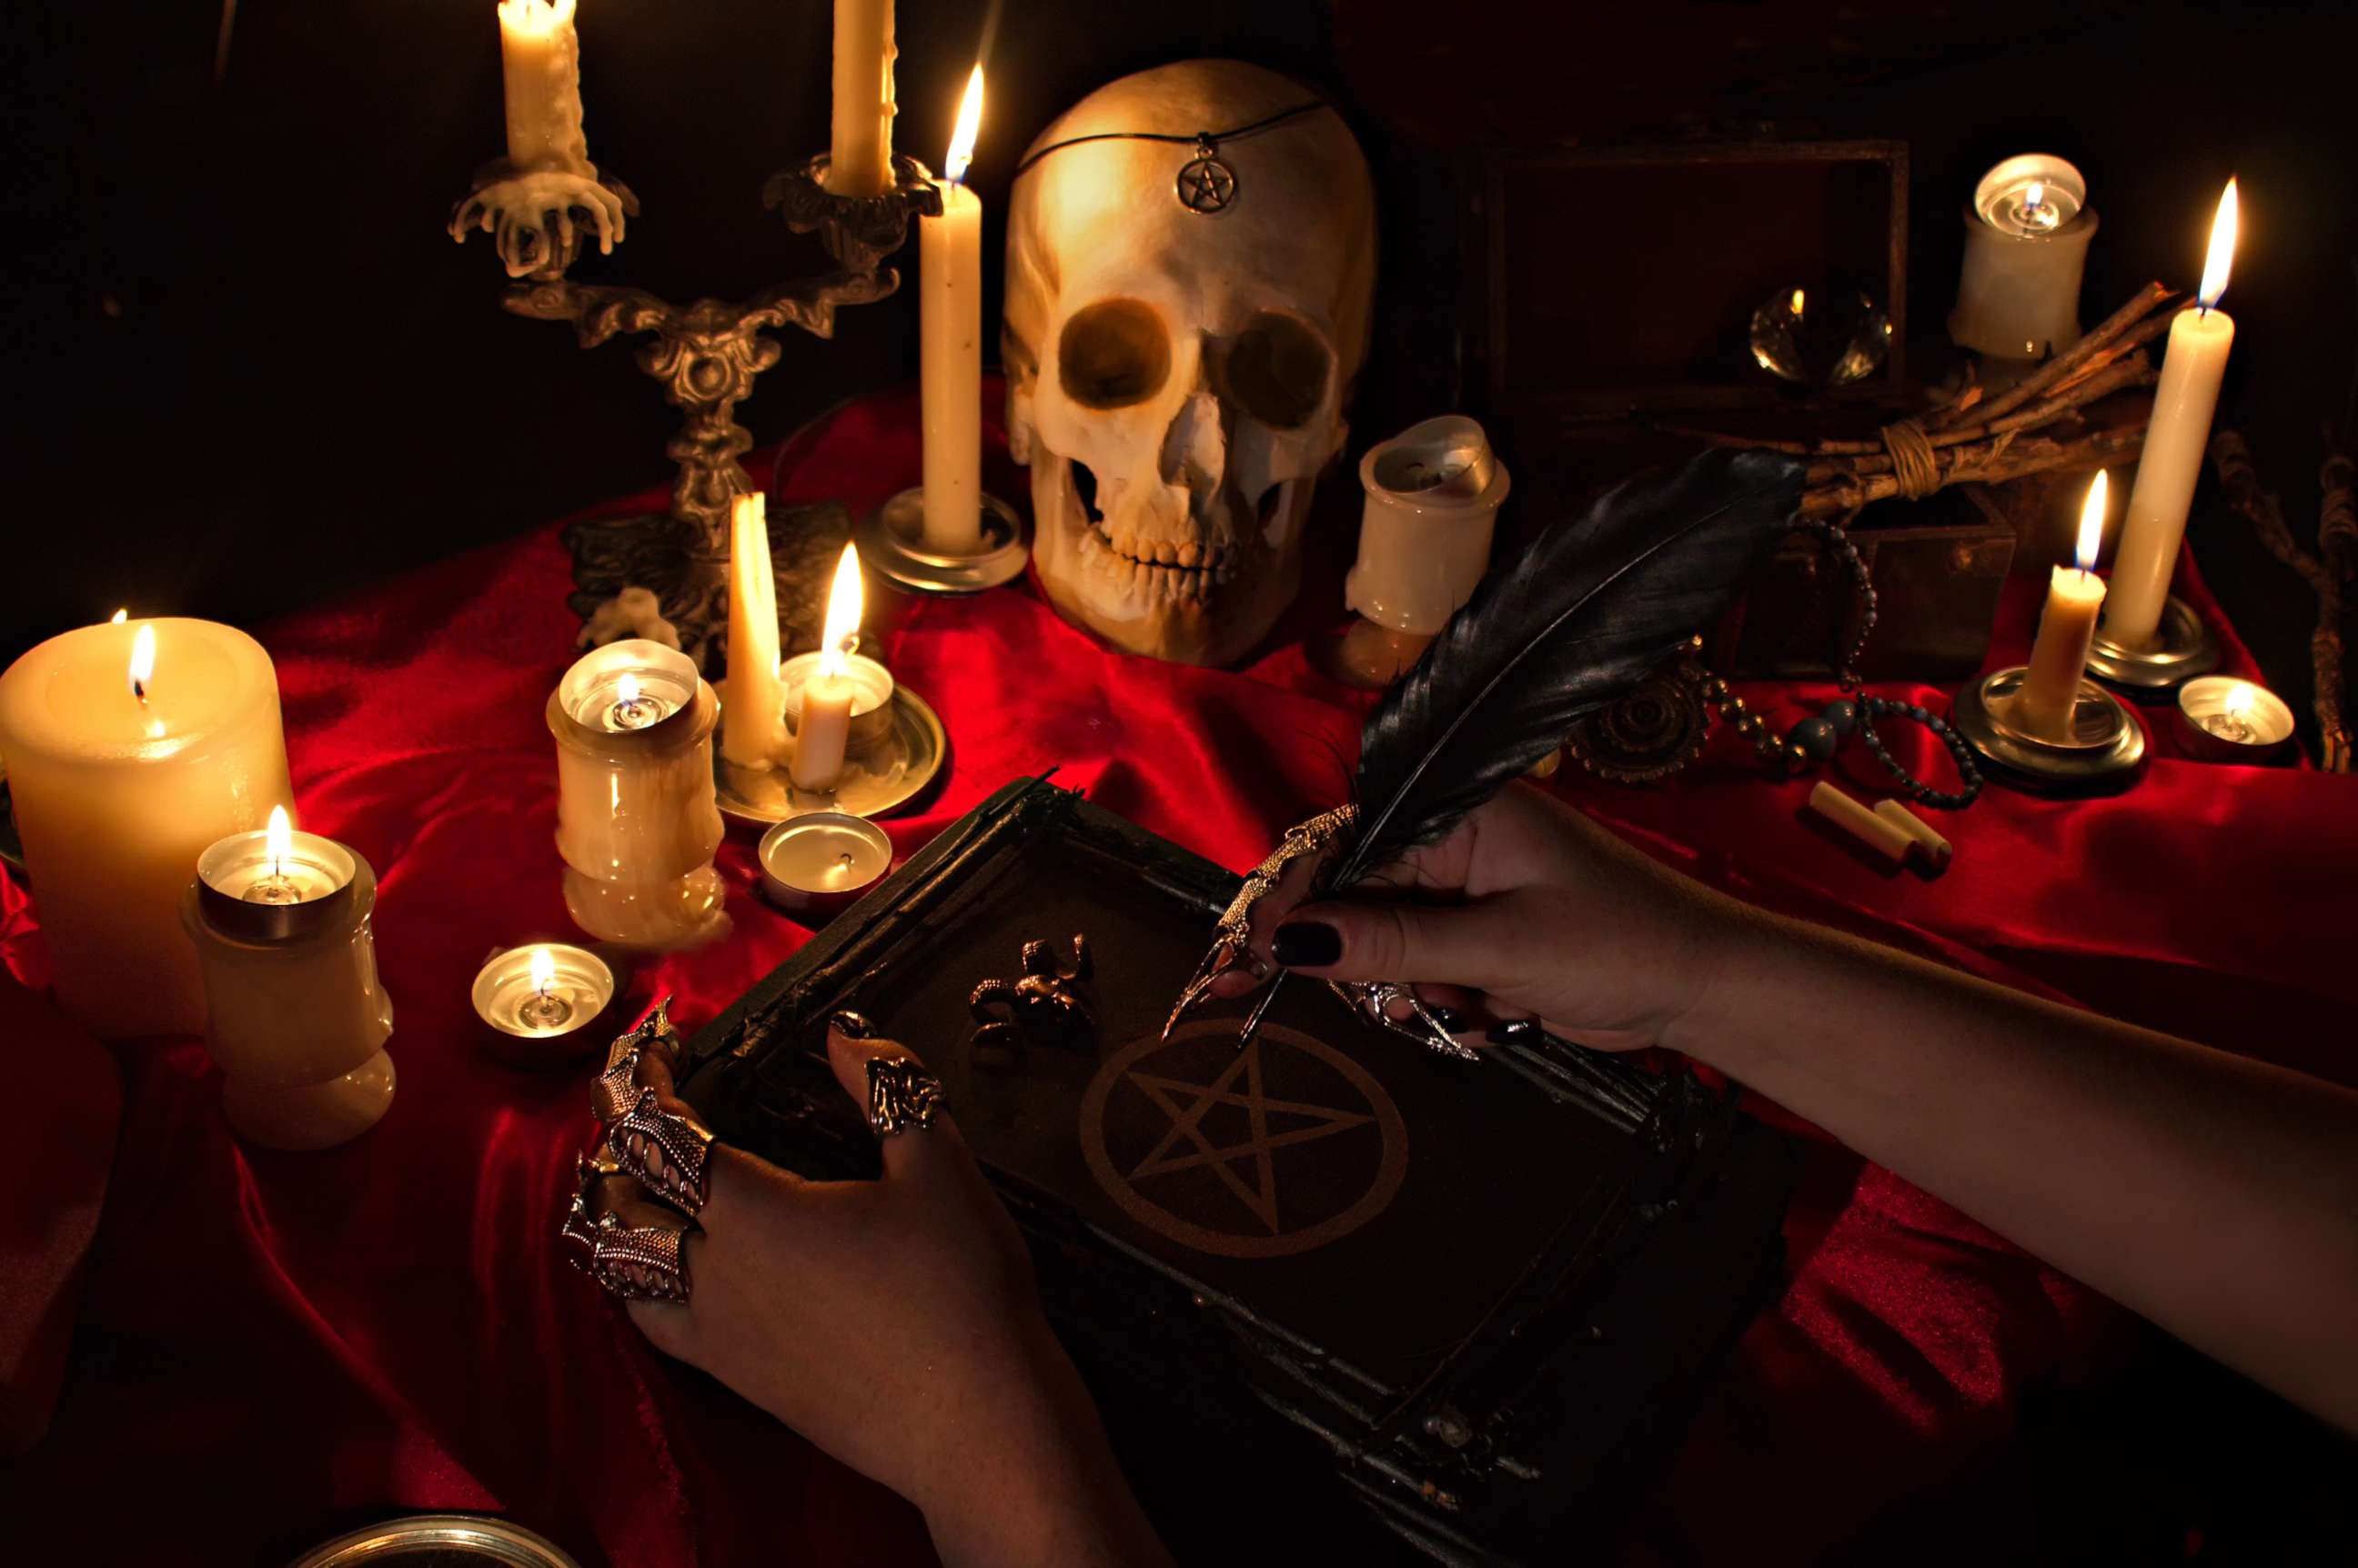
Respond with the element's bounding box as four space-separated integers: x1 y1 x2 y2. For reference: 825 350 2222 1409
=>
610 1086 718 1214
559 1151 693 1303
590 997 680 1125
864 1056 946 1138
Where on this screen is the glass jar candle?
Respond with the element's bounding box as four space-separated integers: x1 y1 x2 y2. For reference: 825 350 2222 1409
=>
181 815 394 1151
1950 154 2099 364
548 639 728 949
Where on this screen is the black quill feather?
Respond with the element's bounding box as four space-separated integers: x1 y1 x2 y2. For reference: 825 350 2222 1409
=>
1236 447 1805 1042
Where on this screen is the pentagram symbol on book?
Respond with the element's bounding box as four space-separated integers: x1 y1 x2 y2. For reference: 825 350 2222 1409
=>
1081 1020 1407 1259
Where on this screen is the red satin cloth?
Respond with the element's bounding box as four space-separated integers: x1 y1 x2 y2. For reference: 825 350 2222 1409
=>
5 387 2354 1564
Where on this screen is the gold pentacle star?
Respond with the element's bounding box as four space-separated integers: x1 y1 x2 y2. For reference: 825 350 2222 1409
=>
1175 155 1237 214
1124 1038 1373 1233
1080 1020 1407 1259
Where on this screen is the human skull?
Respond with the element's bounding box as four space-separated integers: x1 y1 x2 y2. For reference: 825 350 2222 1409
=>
1005 61 1376 666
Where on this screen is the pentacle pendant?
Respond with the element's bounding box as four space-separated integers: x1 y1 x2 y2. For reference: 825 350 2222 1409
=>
1175 139 1237 214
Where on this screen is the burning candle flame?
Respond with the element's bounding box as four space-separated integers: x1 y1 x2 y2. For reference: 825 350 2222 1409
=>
2075 470 2108 574
529 944 556 997
2224 683 2256 721
943 64 984 186
2024 180 2044 212
127 624 156 701
2199 177 2237 312
1789 288 1805 316
265 805 292 877
497 0 574 39
820 545 863 679
618 671 640 707
109 608 127 624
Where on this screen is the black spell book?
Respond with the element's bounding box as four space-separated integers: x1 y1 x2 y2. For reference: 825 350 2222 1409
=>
679 778 1794 1565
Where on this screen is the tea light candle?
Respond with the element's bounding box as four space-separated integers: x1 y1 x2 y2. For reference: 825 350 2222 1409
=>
757 812 892 920
790 547 870 793
0 614 293 1038
2108 179 2239 650
549 639 727 949
2015 471 2110 743
920 65 986 553
472 942 618 1060
2175 675 2294 762
1950 154 2098 361
183 812 394 1151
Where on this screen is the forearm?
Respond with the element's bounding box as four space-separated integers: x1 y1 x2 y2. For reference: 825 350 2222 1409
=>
1675 905 2358 1430
921 1328 1172 1568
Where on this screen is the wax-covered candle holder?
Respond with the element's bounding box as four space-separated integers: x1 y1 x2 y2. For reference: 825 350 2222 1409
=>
2087 595 2222 696
472 942 621 1065
1336 416 1509 688
549 639 728 949
450 136 941 672
182 824 394 1151
1950 154 2099 365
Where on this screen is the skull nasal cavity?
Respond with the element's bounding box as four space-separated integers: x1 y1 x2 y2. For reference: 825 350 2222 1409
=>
1218 313 1333 430
1058 298 1172 409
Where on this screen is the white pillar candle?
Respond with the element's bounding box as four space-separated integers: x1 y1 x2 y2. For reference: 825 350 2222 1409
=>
0 616 293 1038
498 0 590 174
826 0 896 197
791 547 865 793
2108 179 2238 649
722 493 790 769
920 65 986 553
2017 471 2110 742
1949 154 2098 361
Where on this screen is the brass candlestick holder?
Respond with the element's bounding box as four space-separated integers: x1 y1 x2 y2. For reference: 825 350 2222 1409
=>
1953 667 2147 794
449 154 943 672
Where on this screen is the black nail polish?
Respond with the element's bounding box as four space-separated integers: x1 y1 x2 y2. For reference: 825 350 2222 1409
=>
1271 921 1342 968
829 1010 873 1039
1486 1018 1542 1046
1426 1005 1472 1032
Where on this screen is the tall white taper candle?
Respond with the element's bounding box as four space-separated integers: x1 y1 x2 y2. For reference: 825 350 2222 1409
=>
920 65 986 553
2107 179 2238 649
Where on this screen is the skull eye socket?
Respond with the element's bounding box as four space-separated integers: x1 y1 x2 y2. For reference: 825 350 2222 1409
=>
1056 298 1171 410
1217 313 1333 430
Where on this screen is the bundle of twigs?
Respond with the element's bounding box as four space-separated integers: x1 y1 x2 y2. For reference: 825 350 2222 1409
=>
2211 429 2353 771
1676 281 2179 518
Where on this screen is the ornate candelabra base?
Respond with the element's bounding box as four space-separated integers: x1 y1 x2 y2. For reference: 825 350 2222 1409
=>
452 153 943 671
1954 667 2147 795
2086 594 2222 697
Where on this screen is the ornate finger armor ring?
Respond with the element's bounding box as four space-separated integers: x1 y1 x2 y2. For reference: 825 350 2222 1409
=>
864 1056 946 1138
590 997 680 1125
559 1152 693 1303
610 1087 718 1213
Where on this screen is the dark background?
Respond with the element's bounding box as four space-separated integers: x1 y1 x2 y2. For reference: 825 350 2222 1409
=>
2 1 2353 1554
6 1 2358 754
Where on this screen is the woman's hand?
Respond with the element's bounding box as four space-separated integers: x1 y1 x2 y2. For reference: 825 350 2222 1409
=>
596 1020 1169 1568
1211 781 1741 1051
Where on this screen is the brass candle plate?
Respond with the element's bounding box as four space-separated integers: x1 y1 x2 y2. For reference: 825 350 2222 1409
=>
1954 666 2146 794
2087 594 2221 695
713 681 947 825
855 487 1032 595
